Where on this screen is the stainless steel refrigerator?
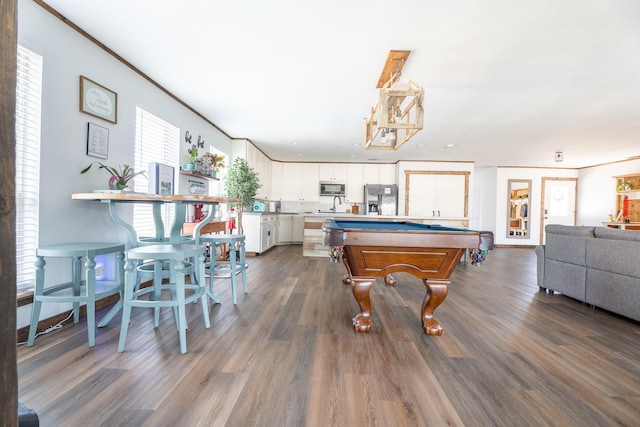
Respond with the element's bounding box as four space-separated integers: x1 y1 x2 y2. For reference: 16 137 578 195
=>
365 184 397 215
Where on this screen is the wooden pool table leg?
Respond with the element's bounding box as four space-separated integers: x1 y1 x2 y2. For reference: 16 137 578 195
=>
350 277 374 333
421 279 449 336
384 274 396 287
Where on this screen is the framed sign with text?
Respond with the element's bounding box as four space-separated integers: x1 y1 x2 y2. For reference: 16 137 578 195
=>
79 75 118 124
86 122 109 159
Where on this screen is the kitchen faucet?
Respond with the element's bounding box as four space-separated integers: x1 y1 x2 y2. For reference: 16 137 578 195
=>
331 196 342 212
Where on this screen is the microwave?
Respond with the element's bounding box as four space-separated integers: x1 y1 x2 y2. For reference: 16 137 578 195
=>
320 181 346 196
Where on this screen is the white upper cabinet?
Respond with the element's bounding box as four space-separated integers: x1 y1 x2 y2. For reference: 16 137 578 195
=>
406 172 468 218
231 139 272 200
346 164 364 203
282 163 319 201
319 163 348 182
363 163 396 185
379 164 396 184
270 161 283 200
246 143 271 200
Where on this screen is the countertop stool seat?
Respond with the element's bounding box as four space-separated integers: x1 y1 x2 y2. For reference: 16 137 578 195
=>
118 244 210 354
136 236 197 291
200 234 248 304
27 242 125 347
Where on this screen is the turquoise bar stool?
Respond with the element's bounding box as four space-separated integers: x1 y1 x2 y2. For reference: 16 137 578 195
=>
200 234 248 304
27 242 125 347
118 243 210 354
136 236 197 291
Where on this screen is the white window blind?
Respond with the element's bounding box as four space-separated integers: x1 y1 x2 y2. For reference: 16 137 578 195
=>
133 107 179 238
15 45 43 290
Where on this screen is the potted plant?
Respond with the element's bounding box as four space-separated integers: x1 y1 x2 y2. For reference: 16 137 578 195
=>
81 162 146 191
201 152 225 177
185 145 199 170
211 153 225 177
224 157 261 208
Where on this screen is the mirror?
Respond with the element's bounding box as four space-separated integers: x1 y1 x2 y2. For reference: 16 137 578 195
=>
507 179 531 239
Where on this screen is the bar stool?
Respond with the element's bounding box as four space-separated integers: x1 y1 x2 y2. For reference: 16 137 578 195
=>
136 236 197 291
200 234 248 304
27 242 125 347
118 243 210 354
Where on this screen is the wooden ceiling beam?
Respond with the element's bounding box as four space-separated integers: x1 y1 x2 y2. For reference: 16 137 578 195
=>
376 50 411 88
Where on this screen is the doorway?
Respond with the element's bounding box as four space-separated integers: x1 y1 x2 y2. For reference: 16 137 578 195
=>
540 177 578 243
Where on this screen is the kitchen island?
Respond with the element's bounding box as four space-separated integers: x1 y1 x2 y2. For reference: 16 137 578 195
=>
303 213 470 257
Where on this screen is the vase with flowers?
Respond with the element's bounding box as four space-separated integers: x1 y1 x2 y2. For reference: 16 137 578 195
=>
81 162 146 191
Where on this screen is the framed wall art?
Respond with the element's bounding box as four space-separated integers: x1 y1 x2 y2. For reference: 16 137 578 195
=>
79 75 118 124
86 122 109 159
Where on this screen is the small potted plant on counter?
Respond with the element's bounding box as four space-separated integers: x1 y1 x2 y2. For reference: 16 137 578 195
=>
81 162 146 191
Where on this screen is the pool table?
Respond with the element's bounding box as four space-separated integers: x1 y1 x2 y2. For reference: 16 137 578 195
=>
322 220 493 336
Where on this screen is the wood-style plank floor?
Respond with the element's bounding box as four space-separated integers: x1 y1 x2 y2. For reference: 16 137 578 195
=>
17 246 640 426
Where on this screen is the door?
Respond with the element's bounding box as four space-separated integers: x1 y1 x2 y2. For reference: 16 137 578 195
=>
541 177 577 243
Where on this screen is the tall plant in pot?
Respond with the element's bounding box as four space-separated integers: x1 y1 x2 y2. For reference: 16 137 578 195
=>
224 157 261 208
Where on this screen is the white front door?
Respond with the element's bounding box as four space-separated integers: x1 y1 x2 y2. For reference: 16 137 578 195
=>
541 178 577 243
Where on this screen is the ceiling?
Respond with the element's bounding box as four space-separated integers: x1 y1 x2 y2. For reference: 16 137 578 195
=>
42 0 640 168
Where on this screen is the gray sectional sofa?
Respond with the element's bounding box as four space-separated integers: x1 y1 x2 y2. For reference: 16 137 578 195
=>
535 224 640 322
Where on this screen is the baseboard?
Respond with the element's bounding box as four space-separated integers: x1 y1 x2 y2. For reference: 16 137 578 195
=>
16 292 121 343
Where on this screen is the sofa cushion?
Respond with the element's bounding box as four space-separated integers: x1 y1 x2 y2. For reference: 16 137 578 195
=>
546 224 596 238
586 269 640 322
587 237 640 279
594 226 640 242
545 225 594 266
544 259 586 301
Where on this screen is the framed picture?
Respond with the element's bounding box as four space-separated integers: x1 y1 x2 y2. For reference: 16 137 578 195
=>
86 122 109 159
79 75 118 124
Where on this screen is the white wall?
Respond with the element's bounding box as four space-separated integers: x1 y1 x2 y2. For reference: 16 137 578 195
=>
494 167 579 246
577 158 640 226
17 0 232 328
472 167 497 232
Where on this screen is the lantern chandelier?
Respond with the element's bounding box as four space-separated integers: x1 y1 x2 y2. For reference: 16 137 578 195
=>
364 50 424 150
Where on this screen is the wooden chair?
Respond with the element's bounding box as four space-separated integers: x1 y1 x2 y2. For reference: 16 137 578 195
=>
27 242 125 347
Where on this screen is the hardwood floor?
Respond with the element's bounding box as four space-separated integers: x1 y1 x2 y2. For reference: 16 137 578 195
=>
17 246 640 426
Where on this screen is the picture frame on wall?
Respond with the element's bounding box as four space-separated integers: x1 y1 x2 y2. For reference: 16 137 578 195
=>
79 75 118 124
86 122 109 159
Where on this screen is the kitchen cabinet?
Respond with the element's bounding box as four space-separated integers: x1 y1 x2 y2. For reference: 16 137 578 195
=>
346 164 364 203
363 163 396 185
270 161 283 200
405 172 469 218
281 163 319 202
319 163 347 182
278 215 293 243
243 213 278 254
292 215 304 242
246 143 272 200
277 214 304 244
232 139 272 200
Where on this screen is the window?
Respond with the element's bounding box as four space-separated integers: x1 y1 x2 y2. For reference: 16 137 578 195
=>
15 45 43 290
133 107 179 238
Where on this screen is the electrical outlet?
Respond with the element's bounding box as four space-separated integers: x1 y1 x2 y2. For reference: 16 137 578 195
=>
95 265 105 276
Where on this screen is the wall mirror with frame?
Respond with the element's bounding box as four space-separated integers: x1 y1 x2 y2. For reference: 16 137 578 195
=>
507 179 531 239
